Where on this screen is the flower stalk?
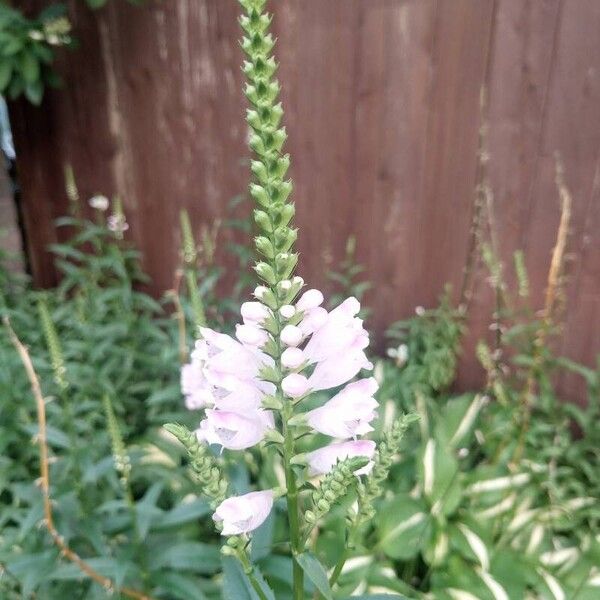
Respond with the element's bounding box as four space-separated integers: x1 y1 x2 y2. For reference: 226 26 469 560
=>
180 209 207 334
239 0 304 595
329 414 418 588
168 3 411 600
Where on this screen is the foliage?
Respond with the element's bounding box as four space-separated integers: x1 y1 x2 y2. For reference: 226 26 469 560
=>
0 2 71 104
0 0 142 105
0 201 220 599
326 256 600 599
1 1 598 599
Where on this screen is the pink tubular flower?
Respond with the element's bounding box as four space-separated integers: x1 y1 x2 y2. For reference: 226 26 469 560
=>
307 349 373 391
196 409 273 450
213 490 274 535
306 440 376 476
305 378 379 438
298 306 328 336
181 362 214 409
193 327 273 394
303 297 368 364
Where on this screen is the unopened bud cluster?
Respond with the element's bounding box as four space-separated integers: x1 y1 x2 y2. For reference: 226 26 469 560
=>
102 395 131 486
37 295 68 392
164 423 227 508
305 456 368 526
240 0 297 300
356 414 418 523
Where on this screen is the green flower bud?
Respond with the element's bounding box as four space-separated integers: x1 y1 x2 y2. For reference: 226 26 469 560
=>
270 127 287 151
250 184 270 207
253 209 272 232
221 545 237 556
356 413 418 525
274 227 297 253
274 203 295 226
255 235 275 258
269 103 284 128
254 261 277 285
305 510 316 524
250 159 269 184
275 252 298 278
305 457 367 531
249 132 266 154
163 423 228 508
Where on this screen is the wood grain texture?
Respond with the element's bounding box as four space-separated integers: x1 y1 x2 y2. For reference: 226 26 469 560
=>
9 0 600 402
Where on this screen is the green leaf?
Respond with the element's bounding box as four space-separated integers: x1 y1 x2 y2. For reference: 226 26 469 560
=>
148 542 220 574
24 79 43 104
376 495 431 560
7 550 57 597
150 571 207 600
343 596 409 599
296 552 332 600
436 394 483 448
156 497 211 528
418 437 460 513
19 51 40 84
0 59 12 91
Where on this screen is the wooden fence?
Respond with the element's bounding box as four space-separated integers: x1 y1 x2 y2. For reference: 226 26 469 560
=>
8 0 600 401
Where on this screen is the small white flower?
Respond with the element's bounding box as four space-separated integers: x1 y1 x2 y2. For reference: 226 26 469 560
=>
279 304 296 319
235 324 268 347
107 214 129 233
241 301 270 323
281 347 305 369
253 285 268 299
281 325 303 347
88 194 109 211
296 289 324 312
282 373 309 398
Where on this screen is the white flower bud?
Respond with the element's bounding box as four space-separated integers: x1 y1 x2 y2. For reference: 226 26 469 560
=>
236 324 268 347
279 304 296 319
282 373 309 398
88 194 110 211
241 301 270 323
281 347 305 369
281 324 303 347
296 289 324 312
254 285 268 299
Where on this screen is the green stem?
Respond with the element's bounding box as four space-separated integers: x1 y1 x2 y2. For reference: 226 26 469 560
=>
283 414 304 599
328 523 358 588
237 549 270 600
328 546 348 587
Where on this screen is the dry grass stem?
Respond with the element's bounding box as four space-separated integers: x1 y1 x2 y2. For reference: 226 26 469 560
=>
4 316 154 600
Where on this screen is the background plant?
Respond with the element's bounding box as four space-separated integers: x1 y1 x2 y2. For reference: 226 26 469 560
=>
0 0 142 104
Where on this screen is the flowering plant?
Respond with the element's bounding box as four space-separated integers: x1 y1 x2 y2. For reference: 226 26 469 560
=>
164 1 415 598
